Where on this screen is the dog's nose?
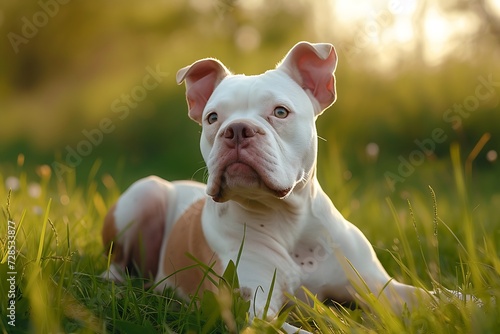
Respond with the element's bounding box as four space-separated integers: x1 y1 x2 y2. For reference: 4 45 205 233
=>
224 122 256 139
223 122 257 147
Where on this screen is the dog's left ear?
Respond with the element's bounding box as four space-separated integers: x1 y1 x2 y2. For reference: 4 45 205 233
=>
277 41 337 114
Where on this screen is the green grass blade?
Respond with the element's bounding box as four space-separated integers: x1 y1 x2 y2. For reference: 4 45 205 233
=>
36 198 52 265
262 269 277 320
386 197 417 278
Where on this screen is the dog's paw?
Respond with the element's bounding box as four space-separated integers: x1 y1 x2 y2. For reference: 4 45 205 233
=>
281 322 312 334
431 288 484 307
101 264 125 282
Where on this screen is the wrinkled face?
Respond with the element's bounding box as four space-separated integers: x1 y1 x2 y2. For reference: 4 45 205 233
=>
200 70 318 202
177 42 338 203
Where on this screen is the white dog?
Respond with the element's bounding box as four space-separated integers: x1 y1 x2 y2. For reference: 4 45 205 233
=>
103 41 447 332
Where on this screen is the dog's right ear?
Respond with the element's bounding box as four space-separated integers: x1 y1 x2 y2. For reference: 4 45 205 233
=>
176 58 231 125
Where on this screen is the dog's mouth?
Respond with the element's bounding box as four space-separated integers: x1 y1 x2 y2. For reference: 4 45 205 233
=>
208 161 292 203
225 162 259 180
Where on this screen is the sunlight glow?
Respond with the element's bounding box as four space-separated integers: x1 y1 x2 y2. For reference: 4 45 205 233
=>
388 0 417 15
392 19 414 43
489 0 500 13
423 7 482 64
424 9 449 45
328 0 494 67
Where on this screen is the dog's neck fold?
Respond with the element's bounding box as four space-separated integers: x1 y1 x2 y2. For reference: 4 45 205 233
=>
207 167 320 250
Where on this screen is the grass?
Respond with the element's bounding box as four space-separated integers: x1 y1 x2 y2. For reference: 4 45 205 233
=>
1 143 499 333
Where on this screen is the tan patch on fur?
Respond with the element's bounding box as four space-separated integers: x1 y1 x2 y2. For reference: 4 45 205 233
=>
102 203 123 260
129 202 166 278
163 198 222 297
102 199 166 279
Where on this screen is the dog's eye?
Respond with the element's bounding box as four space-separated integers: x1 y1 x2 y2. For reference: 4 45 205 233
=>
207 112 218 124
273 106 289 119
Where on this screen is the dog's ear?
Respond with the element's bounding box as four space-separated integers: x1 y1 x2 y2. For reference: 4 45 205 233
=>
277 41 337 114
176 58 231 124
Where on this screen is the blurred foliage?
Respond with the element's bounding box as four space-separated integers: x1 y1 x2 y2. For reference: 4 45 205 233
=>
0 0 499 191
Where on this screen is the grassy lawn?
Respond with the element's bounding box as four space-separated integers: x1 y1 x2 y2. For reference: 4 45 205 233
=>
1 143 499 333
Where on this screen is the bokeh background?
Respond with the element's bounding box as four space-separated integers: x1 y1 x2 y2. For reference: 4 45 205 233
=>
1 0 499 199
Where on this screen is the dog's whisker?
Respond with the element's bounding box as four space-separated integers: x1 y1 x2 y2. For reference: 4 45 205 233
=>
191 165 208 181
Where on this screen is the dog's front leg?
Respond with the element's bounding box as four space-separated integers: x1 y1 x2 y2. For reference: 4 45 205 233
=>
326 221 433 313
234 253 306 332
238 261 298 319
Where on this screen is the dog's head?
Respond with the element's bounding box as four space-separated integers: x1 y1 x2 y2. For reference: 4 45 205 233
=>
177 42 337 203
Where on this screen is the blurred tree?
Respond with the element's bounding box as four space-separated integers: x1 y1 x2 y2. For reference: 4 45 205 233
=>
0 0 498 186
447 0 500 43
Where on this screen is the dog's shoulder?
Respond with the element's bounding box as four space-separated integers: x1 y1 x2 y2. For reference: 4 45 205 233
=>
163 197 223 297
